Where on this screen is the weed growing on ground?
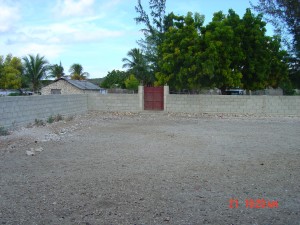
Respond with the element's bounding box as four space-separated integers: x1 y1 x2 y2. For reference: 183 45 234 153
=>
34 119 45 126
54 114 63 122
47 114 64 124
47 116 54 124
0 126 9 136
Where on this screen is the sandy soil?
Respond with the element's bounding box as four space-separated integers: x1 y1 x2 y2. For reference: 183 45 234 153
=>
0 111 299 225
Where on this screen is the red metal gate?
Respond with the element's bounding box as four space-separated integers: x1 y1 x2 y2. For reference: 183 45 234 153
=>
144 86 164 110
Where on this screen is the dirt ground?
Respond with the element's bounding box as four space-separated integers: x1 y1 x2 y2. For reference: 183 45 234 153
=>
0 111 299 225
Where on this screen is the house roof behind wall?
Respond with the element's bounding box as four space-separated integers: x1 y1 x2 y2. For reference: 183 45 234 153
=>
58 78 101 90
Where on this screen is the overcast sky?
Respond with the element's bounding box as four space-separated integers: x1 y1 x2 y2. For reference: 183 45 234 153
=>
1 0 267 78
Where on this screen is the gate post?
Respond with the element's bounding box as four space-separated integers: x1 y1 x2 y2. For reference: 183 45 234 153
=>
164 85 169 111
138 85 144 111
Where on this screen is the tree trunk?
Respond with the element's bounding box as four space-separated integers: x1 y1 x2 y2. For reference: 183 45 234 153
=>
220 86 227 95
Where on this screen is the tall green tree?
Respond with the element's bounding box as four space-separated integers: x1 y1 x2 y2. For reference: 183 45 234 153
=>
125 74 139 91
48 61 65 79
155 9 289 93
100 70 128 89
239 9 289 91
0 55 5 84
135 0 167 75
201 11 244 93
122 48 150 84
252 0 300 88
237 9 269 90
0 54 23 90
156 12 205 91
0 66 22 90
251 0 299 56
267 36 290 89
22 54 48 92
69 63 89 80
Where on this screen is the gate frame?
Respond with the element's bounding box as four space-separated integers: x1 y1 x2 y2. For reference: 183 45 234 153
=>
138 85 169 111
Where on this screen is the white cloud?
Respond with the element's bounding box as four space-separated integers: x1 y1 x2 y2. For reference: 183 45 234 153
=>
100 0 123 10
54 0 95 17
6 15 124 46
0 0 137 78
16 43 65 60
0 1 20 32
71 29 123 42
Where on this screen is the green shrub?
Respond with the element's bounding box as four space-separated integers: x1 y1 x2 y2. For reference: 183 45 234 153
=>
47 116 54 124
0 126 9 136
8 92 21 96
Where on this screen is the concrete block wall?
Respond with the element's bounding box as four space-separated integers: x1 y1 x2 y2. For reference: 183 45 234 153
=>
264 96 300 115
88 94 140 112
0 94 88 128
1 89 299 129
165 95 300 116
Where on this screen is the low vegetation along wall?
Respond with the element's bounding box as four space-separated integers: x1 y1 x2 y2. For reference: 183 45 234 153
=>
0 95 88 128
165 95 300 115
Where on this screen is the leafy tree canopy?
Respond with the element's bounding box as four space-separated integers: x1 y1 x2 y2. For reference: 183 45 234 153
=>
22 54 49 92
201 10 243 93
252 0 300 88
0 54 23 89
122 48 151 84
69 63 89 80
100 70 128 89
135 0 167 75
0 54 23 90
125 74 139 91
155 12 205 90
155 9 289 93
251 0 299 57
48 61 65 79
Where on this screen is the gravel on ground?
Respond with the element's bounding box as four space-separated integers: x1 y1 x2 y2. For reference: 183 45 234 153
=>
0 111 299 224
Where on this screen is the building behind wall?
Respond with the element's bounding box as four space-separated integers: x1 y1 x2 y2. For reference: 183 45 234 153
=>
252 87 283 96
41 78 101 95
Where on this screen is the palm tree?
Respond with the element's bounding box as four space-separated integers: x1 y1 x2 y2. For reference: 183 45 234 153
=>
69 63 89 80
22 54 49 92
48 61 65 79
122 48 151 84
